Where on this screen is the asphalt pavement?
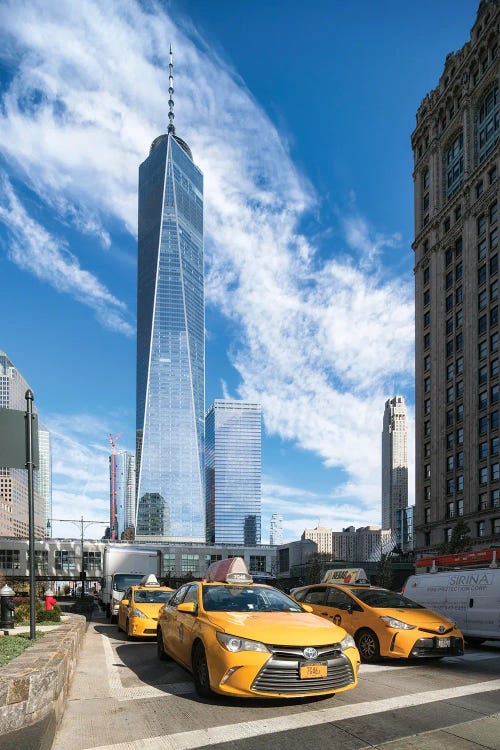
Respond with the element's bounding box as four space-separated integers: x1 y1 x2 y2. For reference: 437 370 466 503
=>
50 606 500 750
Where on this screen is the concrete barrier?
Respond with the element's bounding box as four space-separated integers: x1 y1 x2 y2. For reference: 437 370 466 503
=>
0 613 86 750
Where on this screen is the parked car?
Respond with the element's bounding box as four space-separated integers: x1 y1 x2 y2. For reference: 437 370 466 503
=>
292 573 464 662
118 574 173 639
157 557 360 698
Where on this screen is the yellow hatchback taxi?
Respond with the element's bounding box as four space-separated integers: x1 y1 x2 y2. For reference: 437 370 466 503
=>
118 574 173 639
156 557 360 699
292 568 464 662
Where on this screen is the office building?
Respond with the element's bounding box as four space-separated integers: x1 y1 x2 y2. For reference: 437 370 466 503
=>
331 526 394 562
135 49 205 541
38 423 52 537
381 395 409 534
270 513 283 545
395 505 415 553
301 525 333 555
0 351 45 538
413 1 500 551
109 450 136 539
205 400 262 545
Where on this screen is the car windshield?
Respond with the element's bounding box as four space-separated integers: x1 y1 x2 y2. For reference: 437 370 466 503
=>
134 590 172 604
350 589 424 609
113 574 145 592
202 585 303 612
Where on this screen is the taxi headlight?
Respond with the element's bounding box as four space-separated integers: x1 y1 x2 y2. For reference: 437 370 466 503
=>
380 616 415 630
340 633 356 651
216 632 270 653
130 608 148 619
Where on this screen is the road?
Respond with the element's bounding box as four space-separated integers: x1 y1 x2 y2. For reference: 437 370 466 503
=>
51 607 500 750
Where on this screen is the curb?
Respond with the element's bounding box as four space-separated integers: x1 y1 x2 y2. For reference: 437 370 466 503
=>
0 613 86 750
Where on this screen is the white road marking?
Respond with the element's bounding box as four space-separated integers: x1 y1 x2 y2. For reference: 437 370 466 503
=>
103 635 193 700
90 678 500 750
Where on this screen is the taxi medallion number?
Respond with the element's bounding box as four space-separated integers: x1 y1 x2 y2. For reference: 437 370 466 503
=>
299 662 327 679
437 638 451 648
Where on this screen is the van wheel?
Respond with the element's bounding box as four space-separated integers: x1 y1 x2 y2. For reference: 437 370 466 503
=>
192 642 213 698
356 629 380 662
157 628 169 661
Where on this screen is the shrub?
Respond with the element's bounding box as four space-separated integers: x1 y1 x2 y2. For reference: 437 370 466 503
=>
13 601 61 624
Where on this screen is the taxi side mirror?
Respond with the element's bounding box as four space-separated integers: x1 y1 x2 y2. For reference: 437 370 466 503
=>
177 601 196 614
301 603 313 613
121 599 129 606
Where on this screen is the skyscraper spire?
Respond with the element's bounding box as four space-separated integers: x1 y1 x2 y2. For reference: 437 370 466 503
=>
168 44 175 134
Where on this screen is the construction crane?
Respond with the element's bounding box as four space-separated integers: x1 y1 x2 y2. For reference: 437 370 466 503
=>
109 432 123 541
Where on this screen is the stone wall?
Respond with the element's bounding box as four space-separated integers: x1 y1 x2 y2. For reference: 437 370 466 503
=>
0 614 86 750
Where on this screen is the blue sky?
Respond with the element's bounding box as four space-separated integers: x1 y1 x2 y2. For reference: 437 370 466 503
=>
0 0 477 542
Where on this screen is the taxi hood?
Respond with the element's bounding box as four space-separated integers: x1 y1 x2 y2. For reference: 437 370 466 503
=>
372 606 454 629
205 611 345 645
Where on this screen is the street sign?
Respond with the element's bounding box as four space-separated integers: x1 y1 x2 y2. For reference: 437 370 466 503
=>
0 409 39 468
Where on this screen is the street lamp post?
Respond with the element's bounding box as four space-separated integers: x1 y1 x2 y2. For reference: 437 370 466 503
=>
47 517 108 598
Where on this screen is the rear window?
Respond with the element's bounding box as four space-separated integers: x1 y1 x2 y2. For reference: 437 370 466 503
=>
351 589 424 609
202 585 302 612
134 590 173 604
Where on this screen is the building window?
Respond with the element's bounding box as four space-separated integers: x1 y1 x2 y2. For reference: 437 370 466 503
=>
424 441 431 458
457 356 464 375
447 501 455 518
424 485 431 501
478 86 499 161
425 376 431 392
447 455 454 471
447 385 454 404
424 355 430 371
491 202 498 225
424 507 431 523
477 520 486 537
479 265 487 285
491 254 498 275
457 450 464 468
479 314 488 334
457 427 464 444
447 409 454 427
492 489 500 508
479 364 488 385
479 441 488 460
478 237 487 260
456 403 464 422
479 416 488 434
424 333 430 350
492 280 499 300
446 132 464 198
455 261 463 281
491 227 499 250
249 555 267 572
456 380 464 398
458 499 464 516
478 214 487 236
492 358 499 377
492 436 500 455
447 432 454 450
424 531 431 546
446 317 453 336
447 479 455 495
446 293 453 312
425 398 431 415
0 550 21 570
445 247 453 266
447 340 454 357
491 307 499 327
479 492 488 510
55 550 76 573
492 384 500 403
446 270 453 289
424 289 430 306
424 464 431 479
423 266 430 284
480 390 488 409
424 420 431 436
456 286 463 304
493 518 500 534
456 309 463 328
444 528 452 543
457 475 464 492
492 463 500 481
480 466 488 485
492 411 500 430
447 363 455 380
424 311 430 328
479 340 488 359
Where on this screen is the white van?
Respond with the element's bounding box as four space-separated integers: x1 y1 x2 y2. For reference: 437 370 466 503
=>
403 567 500 644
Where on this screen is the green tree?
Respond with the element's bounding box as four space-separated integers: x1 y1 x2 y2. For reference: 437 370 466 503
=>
375 553 393 589
439 518 472 553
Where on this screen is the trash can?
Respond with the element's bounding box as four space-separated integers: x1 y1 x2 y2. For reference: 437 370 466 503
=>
44 589 57 611
0 584 16 629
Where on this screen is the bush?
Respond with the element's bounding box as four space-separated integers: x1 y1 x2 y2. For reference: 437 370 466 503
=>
13 601 61 624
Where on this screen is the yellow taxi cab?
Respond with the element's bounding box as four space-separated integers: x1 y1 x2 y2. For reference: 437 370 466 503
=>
156 557 360 699
118 574 173 639
291 568 464 663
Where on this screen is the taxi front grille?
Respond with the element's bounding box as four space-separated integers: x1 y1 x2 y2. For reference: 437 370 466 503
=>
418 626 454 635
251 645 354 694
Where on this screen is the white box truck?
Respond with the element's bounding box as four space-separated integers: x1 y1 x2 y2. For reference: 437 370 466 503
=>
101 545 161 622
404 561 500 645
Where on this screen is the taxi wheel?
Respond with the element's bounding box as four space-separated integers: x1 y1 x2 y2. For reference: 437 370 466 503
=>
192 642 213 698
355 629 380 662
157 628 169 661
126 620 135 640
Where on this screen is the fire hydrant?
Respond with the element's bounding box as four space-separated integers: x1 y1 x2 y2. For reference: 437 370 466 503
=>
0 584 16 629
44 589 57 611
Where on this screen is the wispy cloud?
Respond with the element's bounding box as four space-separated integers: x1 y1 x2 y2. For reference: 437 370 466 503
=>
0 0 415 535
0 174 134 336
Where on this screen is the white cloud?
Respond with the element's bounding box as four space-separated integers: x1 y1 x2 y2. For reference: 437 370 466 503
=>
0 0 415 533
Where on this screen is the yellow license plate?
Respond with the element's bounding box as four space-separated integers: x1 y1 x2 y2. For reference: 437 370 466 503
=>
299 662 327 679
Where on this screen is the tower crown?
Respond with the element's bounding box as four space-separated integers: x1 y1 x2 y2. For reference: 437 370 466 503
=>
149 46 193 160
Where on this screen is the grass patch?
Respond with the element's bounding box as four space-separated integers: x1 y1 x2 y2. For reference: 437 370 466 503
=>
0 632 42 667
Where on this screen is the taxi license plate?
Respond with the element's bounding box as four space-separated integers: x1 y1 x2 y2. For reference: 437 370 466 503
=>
299 662 327 679
437 638 451 648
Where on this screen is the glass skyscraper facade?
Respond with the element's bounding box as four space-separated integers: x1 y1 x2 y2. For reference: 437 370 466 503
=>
109 450 135 539
205 400 262 545
136 108 205 541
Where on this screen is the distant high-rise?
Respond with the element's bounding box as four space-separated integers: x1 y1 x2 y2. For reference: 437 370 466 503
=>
135 49 205 541
109 450 135 539
413 1 500 551
38 424 52 537
270 513 283 545
382 395 408 534
205 400 262 545
0 351 45 538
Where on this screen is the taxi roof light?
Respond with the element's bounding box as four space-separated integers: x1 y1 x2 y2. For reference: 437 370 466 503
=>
203 557 253 584
322 568 369 585
139 574 160 587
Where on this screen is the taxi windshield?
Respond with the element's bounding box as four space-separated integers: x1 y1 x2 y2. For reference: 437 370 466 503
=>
134 590 172 604
202 585 303 612
350 589 424 609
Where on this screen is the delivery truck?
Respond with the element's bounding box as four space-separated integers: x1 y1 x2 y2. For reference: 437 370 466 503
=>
101 545 161 622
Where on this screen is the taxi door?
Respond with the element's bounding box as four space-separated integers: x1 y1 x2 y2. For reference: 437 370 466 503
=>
173 584 200 667
323 586 364 637
119 588 132 631
298 586 329 617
